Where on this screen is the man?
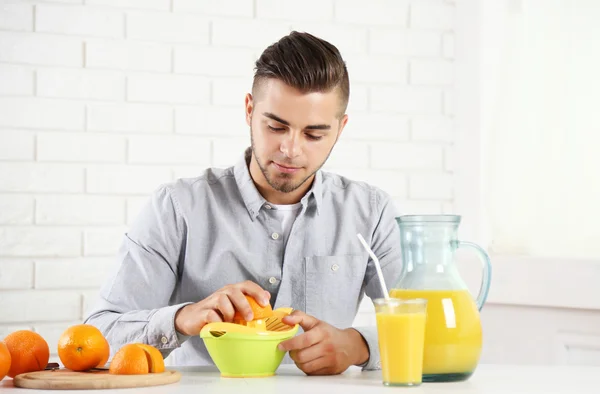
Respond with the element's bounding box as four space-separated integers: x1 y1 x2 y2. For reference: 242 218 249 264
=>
85 31 402 375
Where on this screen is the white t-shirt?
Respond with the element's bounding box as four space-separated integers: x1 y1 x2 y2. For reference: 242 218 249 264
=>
265 202 302 247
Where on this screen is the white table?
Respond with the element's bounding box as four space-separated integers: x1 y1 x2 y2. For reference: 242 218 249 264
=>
2 364 599 393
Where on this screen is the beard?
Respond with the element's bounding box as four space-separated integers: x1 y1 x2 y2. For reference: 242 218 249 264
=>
250 127 332 194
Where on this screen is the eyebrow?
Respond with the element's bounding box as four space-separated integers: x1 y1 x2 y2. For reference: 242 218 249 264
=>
262 112 331 131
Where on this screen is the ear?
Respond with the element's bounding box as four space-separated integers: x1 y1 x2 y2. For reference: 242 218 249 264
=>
337 114 349 139
245 93 254 127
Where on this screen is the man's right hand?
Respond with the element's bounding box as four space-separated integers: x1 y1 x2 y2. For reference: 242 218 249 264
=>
174 280 271 337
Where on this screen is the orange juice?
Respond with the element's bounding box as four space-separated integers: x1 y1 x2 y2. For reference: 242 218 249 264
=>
375 309 426 386
390 289 482 378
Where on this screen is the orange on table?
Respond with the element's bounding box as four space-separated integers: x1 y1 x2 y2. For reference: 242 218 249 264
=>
109 343 164 375
4 330 49 378
232 295 274 324
58 324 110 372
0 341 11 381
136 344 165 373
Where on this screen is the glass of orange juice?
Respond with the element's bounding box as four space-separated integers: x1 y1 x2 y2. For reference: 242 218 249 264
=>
374 298 427 387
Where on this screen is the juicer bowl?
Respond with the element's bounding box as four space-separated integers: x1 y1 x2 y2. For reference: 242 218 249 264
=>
199 308 299 378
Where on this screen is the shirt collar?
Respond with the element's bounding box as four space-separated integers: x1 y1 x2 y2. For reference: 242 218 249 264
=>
303 169 323 215
234 149 267 220
234 148 323 220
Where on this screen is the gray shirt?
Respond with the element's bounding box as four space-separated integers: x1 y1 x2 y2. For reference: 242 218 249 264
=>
85 149 403 371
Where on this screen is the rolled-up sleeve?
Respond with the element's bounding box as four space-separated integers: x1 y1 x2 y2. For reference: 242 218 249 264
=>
84 185 191 359
354 194 403 371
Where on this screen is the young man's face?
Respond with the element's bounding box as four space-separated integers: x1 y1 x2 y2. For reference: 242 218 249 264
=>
245 79 348 199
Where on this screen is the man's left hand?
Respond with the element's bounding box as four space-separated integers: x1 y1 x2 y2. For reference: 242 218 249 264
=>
277 310 369 375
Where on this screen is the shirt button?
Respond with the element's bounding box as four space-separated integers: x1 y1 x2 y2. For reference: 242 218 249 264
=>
265 204 272 210
161 336 168 344
269 277 277 284
331 264 339 272
271 232 279 240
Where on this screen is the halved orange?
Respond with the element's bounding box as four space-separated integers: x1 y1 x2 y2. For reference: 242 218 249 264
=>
108 343 164 375
232 295 274 323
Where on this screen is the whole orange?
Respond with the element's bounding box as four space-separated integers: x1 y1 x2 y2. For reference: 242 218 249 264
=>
0 341 11 381
232 295 274 323
108 343 165 375
4 330 49 378
58 324 110 372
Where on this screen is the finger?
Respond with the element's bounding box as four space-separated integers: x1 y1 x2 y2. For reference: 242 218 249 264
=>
288 344 323 364
282 310 319 331
215 293 235 322
306 366 336 376
199 309 222 330
295 357 329 375
238 280 270 307
226 289 254 321
278 329 320 352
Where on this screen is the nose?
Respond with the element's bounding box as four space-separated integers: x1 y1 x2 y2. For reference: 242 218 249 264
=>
280 132 302 159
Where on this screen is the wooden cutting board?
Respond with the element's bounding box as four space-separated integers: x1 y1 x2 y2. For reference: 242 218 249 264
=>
13 369 182 390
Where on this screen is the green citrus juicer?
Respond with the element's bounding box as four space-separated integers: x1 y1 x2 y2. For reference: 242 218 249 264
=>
200 307 299 378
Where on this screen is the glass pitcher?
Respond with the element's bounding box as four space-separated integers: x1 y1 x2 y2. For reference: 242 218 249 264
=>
390 215 492 383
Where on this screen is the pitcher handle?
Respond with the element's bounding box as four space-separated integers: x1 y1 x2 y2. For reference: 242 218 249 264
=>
457 241 492 311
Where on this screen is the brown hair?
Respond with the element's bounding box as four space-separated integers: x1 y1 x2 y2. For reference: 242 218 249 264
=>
252 31 350 116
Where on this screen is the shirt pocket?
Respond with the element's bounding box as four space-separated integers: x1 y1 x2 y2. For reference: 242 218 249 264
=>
304 255 367 328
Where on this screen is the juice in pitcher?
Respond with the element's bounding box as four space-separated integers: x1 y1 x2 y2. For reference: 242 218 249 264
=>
393 215 492 382
390 289 482 380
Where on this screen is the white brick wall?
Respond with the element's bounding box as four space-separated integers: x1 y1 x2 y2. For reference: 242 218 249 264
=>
35 195 125 225
172 0 253 18
37 132 126 162
211 77 251 106
410 2 455 30
127 74 210 104
83 227 126 257
371 143 444 170
0 3 33 32
87 103 172 133
0 290 81 322
370 29 441 57
0 163 85 192
212 138 250 168
85 0 170 11
37 69 125 101
334 0 408 25
86 39 171 73
127 12 209 44
0 98 85 129
0 0 456 342
0 64 34 95
35 258 114 289
412 118 453 142
0 259 34 289
0 130 35 160
127 135 211 165
257 0 333 22
36 4 124 38
344 53 408 84
174 46 255 77
175 106 246 136
0 227 81 256
85 165 171 194
0 32 83 66
0 196 34 224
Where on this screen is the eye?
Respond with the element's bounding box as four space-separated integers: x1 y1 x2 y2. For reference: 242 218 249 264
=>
305 134 323 141
268 125 285 132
